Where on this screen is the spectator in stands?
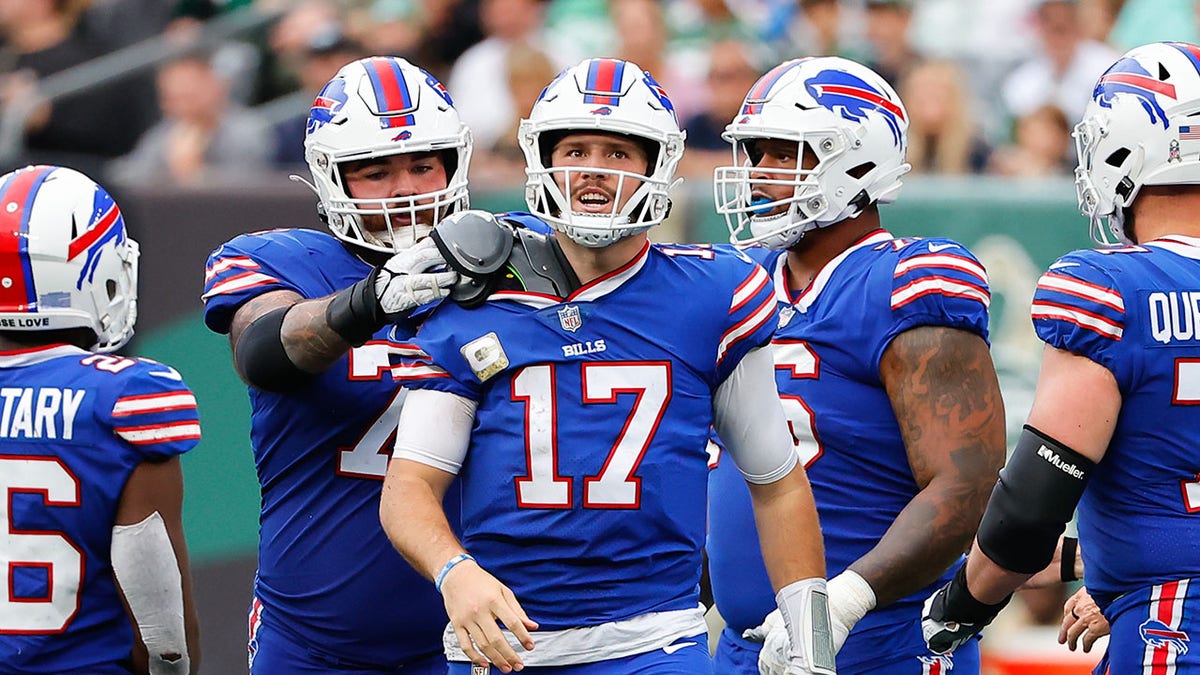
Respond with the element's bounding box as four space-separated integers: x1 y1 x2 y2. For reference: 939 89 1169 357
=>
271 24 363 169
611 0 703 125
864 0 920 88
988 104 1074 177
678 39 760 179
469 40 557 188
1001 0 1118 126
901 59 991 175
448 0 553 152
109 50 271 186
0 0 157 172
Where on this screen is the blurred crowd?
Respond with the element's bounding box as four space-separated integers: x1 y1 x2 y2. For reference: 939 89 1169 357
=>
0 0 1195 190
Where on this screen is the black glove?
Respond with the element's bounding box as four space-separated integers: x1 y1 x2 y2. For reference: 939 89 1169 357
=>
921 563 1011 654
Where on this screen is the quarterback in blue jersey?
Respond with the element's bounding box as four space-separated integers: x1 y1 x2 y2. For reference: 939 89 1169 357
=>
0 165 199 674
924 42 1200 674
708 57 1007 674
379 57 833 675
202 57 471 674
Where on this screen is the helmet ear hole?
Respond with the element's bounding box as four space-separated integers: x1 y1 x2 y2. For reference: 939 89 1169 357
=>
107 279 118 302
847 162 876 179
1106 148 1131 167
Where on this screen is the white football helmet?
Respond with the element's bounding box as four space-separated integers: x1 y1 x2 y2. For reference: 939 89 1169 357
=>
1075 42 1200 244
714 57 911 250
0 165 138 352
301 56 472 254
518 57 686 247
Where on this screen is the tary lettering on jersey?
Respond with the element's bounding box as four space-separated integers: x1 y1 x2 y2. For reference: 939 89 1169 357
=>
0 387 85 440
461 332 509 382
561 339 607 358
1149 291 1200 344
0 317 50 328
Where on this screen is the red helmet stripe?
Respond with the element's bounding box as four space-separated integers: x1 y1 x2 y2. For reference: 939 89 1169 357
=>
0 166 52 311
67 203 121 261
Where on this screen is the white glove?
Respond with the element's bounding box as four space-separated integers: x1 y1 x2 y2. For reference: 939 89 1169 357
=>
374 238 458 320
744 609 787 675
749 571 875 675
747 579 837 675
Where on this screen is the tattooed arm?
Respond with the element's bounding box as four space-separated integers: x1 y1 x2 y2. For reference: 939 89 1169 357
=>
229 290 356 379
852 325 1006 607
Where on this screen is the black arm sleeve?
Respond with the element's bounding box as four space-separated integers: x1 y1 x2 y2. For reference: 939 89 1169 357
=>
234 306 315 392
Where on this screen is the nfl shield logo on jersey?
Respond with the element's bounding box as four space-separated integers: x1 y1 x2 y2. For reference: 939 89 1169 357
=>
558 304 583 332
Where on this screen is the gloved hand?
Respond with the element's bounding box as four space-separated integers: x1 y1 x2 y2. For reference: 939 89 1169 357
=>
747 578 837 675
743 609 787 675
326 238 458 345
373 238 458 321
922 564 1010 655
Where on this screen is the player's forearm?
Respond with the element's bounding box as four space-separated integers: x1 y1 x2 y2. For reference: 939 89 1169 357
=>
380 468 466 582
850 475 991 607
279 296 354 372
748 465 826 589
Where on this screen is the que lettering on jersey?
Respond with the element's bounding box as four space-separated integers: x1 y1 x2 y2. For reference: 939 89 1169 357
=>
0 387 85 440
1149 291 1200 343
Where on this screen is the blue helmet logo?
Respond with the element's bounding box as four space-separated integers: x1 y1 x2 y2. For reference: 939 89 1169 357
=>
804 69 905 146
1093 57 1176 128
307 77 349 136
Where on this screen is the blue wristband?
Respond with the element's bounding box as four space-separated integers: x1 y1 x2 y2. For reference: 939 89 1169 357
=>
435 553 475 593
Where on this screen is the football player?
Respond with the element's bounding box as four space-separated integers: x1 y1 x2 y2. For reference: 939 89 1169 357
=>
923 41 1200 673
379 57 833 674
202 56 470 674
0 165 200 675
708 56 1006 674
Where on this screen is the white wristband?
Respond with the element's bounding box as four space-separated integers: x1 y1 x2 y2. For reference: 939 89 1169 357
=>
776 577 836 675
435 553 475 593
827 569 877 651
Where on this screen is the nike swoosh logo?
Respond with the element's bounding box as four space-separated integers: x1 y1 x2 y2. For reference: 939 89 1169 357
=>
1048 261 1080 269
663 641 697 655
927 242 958 253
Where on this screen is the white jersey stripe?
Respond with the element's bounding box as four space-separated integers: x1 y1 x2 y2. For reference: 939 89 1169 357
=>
204 256 260 282
893 254 987 283
392 364 450 379
717 295 775 364
1037 273 1125 311
1031 302 1124 339
115 422 203 445
112 392 197 416
202 271 280 299
891 278 990 309
731 267 771 314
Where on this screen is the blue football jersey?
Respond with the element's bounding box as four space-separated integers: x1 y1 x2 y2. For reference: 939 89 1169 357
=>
0 345 200 675
1031 235 1200 610
202 228 456 667
397 241 777 631
707 230 991 671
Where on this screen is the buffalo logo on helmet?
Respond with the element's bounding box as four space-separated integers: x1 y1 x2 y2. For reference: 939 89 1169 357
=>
1093 57 1176 128
804 69 906 146
307 76 350 135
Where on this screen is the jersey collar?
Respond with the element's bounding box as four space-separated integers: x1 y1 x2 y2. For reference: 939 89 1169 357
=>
776 229 893 313
0 343 88 367
490 240 651 308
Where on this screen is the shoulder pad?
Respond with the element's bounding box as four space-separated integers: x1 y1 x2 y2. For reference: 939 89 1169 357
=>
432 210 516 307
503 227 581 298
